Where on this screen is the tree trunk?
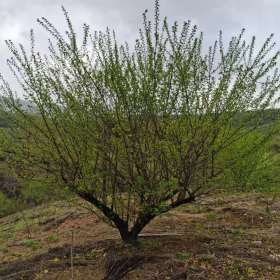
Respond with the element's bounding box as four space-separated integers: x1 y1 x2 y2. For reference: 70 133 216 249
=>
119 230 139 244
118 212 156 244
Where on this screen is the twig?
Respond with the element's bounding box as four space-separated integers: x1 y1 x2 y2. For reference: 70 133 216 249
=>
71 230 74 279
20 210 32 239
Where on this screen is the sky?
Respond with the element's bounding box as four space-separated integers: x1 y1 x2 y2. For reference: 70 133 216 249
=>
0 0 280 88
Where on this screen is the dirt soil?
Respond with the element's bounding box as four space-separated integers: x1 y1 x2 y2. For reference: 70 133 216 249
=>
0 192 280 279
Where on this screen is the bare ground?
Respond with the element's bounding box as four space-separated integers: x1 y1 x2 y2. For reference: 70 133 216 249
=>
0 192 280 279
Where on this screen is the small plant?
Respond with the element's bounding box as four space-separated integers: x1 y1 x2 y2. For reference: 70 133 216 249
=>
225 260 258 280
230 227 245 238
0 244 8 253
187 205 210 214
265 193 279 214
14 220 28 231
20 239 41 251
47 234 59 243
197 253 216 262
175 251 192 262
84 248 105 260
206 212 217 221
0 192 17 218
138 238 162 250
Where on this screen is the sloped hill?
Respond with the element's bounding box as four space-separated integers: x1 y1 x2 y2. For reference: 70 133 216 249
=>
1 192 280 279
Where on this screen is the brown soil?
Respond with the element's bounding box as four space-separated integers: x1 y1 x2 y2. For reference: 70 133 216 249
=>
1 192 280 279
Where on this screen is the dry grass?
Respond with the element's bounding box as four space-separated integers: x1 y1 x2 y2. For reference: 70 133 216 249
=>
1 192 280 279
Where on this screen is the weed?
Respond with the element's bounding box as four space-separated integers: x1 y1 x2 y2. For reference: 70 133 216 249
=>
138 238 162 250
20 239 41 251
225 260 258 280
175 251 192 262
47 234 59 243
230 227 245 239
14 220 28 231
197 253 216 262
0 244 8 253
187 205 209 214
206 212 218 221
84 248 105 260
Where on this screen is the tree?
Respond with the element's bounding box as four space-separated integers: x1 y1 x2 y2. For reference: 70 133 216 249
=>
1 1 280 243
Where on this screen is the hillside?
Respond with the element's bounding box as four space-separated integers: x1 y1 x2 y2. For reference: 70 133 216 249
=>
0 191 280 280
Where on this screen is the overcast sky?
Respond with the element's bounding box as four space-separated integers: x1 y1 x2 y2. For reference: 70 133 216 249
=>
1 0 280 87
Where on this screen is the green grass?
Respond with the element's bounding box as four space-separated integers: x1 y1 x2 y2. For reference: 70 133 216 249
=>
20 239 41 251
175 251 192 261
47 234 59 243
0 244 8 253
206 212 218 221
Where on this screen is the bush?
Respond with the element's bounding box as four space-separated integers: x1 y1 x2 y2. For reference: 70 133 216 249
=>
218 132 279 192
21 178 70 206
0 192 17 217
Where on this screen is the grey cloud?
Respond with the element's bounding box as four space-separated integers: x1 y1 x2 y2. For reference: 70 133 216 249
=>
1 0 280 90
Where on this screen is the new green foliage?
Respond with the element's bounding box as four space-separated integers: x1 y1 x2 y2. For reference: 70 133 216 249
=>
222 133 276 191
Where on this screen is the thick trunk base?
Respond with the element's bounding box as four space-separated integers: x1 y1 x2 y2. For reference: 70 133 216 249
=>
120 232 139 245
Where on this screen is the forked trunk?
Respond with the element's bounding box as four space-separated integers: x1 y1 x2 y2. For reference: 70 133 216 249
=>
117 212 156 244
120 230 139 244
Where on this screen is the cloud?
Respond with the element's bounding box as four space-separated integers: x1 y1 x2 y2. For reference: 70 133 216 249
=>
1 0 280 92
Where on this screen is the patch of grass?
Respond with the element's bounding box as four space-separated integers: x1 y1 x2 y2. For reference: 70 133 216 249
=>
162 212 173 217
137 238 162 250
230 227 245 239
206 212 218 221
225 260 258 280
20 239 41 251
14 220 29 231
0 229 15 240
175 251 192 262
84 248 105 260
187 205 210 214
197 253 216 262
194 223 207 234
47 234 59 243
0 244 8 253
0 192 19 218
